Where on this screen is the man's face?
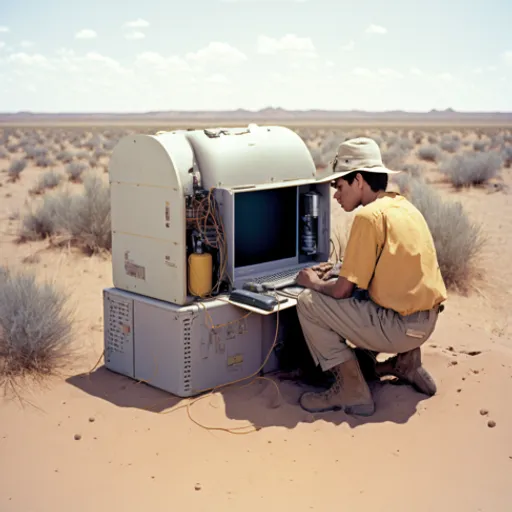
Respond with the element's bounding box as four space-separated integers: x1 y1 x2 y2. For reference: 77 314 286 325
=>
332 176 362 212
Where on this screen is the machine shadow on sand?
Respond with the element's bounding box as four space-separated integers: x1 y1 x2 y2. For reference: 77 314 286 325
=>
66 363 429 431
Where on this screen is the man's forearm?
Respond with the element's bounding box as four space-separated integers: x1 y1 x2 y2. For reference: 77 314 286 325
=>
309 277 352 299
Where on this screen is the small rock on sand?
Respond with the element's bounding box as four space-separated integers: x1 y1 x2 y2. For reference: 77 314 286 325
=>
89 417 95 422
74 434 81 440
195 484 201 491
488 420 496 428
480 409 488 416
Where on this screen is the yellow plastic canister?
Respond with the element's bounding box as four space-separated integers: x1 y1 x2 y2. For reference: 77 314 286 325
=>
188 252 213 297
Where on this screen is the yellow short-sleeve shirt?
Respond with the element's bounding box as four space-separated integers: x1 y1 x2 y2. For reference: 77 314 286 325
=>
339 191 447 316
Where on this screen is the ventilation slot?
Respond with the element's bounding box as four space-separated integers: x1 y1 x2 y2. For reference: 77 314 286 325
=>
183 317 192 392
106 296 132 362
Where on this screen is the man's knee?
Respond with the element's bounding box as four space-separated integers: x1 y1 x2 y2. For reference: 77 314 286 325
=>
296 288 320 314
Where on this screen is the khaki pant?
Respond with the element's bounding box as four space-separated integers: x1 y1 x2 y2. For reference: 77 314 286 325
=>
296 289 441 372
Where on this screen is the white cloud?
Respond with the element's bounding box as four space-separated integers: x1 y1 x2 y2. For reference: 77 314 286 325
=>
410 67 423 76
75 29 97 39
437 72 453 81
256 34 316 57
378 68 403 79
352 67 373 77
84 52 124 71
7 52 52 68
221 0 308 2
135 52 190 73
472 67 483 74
341 40 355 51
0 26 9 33
503 51 512 65
0 42 5 50
20 40 34 48
206 73 230 84
124 18 150 28
186 42 247 66
365 24 387 35
125 31 145 40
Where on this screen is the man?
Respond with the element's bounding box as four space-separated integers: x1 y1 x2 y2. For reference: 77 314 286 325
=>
295 137 447 416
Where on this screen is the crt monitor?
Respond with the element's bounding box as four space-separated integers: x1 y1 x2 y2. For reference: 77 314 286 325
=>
234 186 297 274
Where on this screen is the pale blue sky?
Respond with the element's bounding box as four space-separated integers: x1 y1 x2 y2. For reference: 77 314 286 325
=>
0 0 511 112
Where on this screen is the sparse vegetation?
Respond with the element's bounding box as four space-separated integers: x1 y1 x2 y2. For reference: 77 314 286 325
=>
440 134 461 153
8 158 27 181
0 266 74 390
418 145 441 162
19 172 111 254
30 170 63 195
440 152 502 187
394 175 485 292
66 162 88 182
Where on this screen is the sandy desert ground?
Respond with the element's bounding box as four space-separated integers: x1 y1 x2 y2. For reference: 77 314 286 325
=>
1 123 512 512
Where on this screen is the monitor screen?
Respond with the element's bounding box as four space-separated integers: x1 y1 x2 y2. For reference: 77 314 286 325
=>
234 187 297 268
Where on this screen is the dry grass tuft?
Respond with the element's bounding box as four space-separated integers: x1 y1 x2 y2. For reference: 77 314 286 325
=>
439 152 502 188
7 158 27 181
393 174 486 293
30 170 63 195
418 144 441 162
18 172 111 255
0 266 75 394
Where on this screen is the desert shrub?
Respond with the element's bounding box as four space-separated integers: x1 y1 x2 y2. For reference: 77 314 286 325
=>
402 163 423 177
502 147 512 168
396 137 415 152
8 158 27 181
94 147 109 159
440 135 461 153
75 150 90 160
35 155 55 168
490 135 504 149
309 147 330 169
30 170 63 195
6 143 20 154
427 135 438 144
103 139 118 152
418 145 441 162
473 141 486 152
56 150 74 163
19 173 111 253
382 147 407 170
0 148 7 158
82 135 103 151
66 162 88 182
413 131 423 144
439 153 502 187
19 191 74 241
59 172 112 253
25 146 48 160
397 177 485 291
0 266 74 387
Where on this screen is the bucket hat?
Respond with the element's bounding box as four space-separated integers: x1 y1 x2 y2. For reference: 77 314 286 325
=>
325 137 401 181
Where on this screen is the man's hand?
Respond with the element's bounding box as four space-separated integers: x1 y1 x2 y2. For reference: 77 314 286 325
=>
311 260 342 281
296 268 320 288
311 262 333 280
297 260 355 300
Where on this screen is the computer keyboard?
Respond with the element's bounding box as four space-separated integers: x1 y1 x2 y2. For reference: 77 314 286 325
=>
251 265 312 290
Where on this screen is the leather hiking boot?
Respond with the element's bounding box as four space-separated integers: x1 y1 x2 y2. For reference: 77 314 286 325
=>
376 347 437 396
299 359 375 416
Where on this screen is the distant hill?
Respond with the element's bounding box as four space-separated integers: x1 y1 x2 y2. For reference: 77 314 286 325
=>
1 107 512 124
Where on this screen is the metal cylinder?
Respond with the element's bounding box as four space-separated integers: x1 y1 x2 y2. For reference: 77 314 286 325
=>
303 191 320 217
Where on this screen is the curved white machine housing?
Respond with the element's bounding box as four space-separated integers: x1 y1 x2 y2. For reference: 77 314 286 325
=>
108 124 335 305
